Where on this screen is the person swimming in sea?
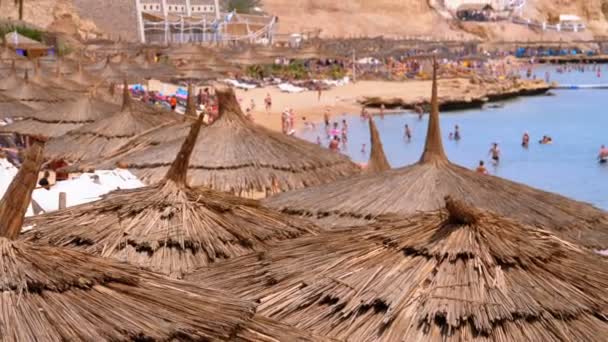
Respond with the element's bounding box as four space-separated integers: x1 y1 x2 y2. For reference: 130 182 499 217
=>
539 135 553 145
598 145 608 164
522 132 530 148
489 143 500 164
476 160 488 175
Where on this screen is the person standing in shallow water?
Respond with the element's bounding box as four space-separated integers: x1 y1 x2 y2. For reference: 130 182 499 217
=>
404 124 412 142
489 143 501 164
598 145 608 164
453 125 461 141
522 132 530 148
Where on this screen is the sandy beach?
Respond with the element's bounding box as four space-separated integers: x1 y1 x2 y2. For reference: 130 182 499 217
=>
232 78 549 132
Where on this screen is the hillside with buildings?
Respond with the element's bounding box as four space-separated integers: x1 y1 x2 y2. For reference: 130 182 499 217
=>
0 0 606 42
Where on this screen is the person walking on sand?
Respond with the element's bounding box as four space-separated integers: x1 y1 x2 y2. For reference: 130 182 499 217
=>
317 83 322 101
522 132 530 148
489 143 501 164
250 99 256 111
476 160 488 175
170 96 177 111
598 145 608 164
404 124 412 142
264 93 272 113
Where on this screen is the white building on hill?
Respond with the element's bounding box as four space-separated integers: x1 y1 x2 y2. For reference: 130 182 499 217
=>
134 0 276 44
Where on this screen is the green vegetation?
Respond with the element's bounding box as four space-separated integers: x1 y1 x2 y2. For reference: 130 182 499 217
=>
0 24 43 42
246 61 346 81
223 0 261 14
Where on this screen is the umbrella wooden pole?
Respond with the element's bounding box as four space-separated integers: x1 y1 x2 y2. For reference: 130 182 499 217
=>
0 138 45 239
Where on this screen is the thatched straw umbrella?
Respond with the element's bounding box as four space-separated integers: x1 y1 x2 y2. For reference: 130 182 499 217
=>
61 83 200 173
24 109 320 279
66 61 100 86
190 196 608 341
1 71 65 110
43 82 180 162
0 61 24 90
363 117 391 174
264 61 608 249
0 92 120 138
0 93 34 119
0 138 329 342
104 87 361 194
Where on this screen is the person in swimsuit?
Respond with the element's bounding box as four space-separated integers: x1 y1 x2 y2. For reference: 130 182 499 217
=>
454 125 461 141
404 124 412 142
489 143 500 164
264 93 272 113
522 132 530 148
476 161 488 175
328 136 340 152
599 145 608 164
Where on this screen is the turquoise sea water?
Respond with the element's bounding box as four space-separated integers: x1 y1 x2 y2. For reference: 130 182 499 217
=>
297 65 608 209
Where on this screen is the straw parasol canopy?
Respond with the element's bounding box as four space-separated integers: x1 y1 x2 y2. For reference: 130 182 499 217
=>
190 196 608 341
43 82 181 162
0 93 34 119
61 83 200 173
0 61 25 90
24 110 320 279
0 93 120 138
363 116 391 174
0 138 328 342
105 87 361 194
66 61 100 86
1 70 65 110
264 61 608 249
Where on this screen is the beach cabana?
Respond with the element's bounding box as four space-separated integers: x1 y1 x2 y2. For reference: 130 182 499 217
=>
0 93 120 138
24 110 320 279
0 138 328 342
100 87 361 195
43 82 181 162
264 62 608 250
190 196 608 341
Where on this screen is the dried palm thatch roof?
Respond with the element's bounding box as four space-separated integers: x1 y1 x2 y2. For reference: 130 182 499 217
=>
66 61 100 86
1 71 65 110
24 106 320 279
190 196 608 341
363 117 390 174
43 83 181 162
264 61 608 249
0 61 24 90
0 93 120 138
0 137 329 342
105 87 360 194
61 84 199 173
0 93 34 119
